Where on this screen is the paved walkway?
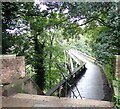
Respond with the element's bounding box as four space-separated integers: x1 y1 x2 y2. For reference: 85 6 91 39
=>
2 93 114 108
67 49 112 101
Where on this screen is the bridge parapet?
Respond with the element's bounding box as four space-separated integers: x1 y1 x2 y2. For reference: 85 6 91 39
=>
2 93 114 108
0 55 25 84
113 55 120 108
115 55 120 80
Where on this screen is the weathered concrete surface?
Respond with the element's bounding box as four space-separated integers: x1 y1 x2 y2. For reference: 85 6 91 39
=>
2 93 114 108
0 55 25 84
115 55 120 80
1 76 44 96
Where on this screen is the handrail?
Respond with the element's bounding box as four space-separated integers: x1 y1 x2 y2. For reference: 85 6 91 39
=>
46 63 85 96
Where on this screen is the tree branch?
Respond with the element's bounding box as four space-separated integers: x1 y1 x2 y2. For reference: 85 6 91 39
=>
78 18 95 26
97 18 112 28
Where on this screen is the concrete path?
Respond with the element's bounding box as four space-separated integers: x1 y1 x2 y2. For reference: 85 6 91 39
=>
67 49 112 101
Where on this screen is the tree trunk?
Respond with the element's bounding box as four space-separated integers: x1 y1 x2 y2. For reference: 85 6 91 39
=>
33 34 45 90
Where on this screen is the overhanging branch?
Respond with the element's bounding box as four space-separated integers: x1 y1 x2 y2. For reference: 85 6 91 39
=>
97 18 112 28
78 18 95 26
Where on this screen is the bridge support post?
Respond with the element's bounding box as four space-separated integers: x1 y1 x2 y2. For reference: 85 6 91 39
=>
69 57 74 72
64 82 68 97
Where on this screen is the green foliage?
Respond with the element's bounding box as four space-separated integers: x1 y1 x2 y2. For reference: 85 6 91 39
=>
113 79 120 108
2 2 119 98
104 64 114 85
26 65 36 77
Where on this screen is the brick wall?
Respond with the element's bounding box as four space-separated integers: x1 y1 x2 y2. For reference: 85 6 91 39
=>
0 55 25 84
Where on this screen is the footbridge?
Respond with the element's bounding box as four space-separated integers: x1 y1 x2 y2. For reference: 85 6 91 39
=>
1 50 114 108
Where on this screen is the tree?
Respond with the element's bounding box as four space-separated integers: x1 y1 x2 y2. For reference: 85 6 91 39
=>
2 2 119 92
2 2 19 54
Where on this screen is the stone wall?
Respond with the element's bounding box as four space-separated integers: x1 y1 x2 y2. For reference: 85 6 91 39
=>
0 55 44 96
2 77 44 96
0 55 25 84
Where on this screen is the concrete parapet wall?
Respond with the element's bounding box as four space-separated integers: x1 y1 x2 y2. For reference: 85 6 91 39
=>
2 77 44 96
0 55 25 84
115 55 120 80
2 93 114 108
